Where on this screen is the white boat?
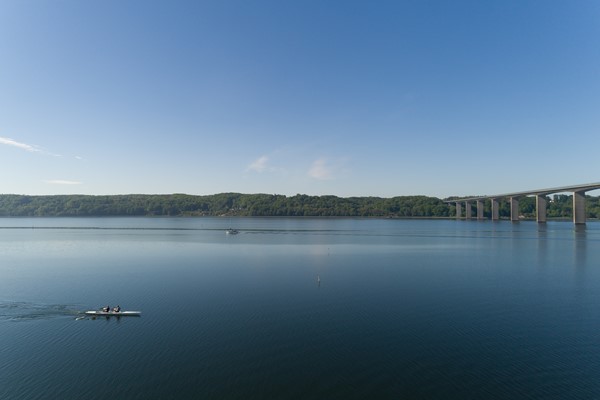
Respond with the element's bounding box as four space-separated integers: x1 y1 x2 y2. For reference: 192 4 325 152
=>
85 310 141 317
226 228 239 235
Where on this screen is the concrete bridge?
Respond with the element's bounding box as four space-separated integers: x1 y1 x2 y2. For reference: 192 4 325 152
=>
446 182 600 225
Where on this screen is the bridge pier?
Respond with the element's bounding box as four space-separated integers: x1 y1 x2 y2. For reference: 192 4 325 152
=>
455 202 461 219
465 202 472 219
536 195 547 223
477 200 484 220
491 198 499 220
510 197 519 222
573 191 586 225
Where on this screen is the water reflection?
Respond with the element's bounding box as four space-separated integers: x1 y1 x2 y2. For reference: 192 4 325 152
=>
562 225 589 304
573 226 587 269
535 224 548 269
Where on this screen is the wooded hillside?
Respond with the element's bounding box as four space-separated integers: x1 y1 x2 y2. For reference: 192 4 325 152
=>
0 193 598 218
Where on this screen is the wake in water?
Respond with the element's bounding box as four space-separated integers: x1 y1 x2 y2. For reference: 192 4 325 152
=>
0 301 81 321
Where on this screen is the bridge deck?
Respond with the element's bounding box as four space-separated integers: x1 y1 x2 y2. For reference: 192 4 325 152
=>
445 182 600 203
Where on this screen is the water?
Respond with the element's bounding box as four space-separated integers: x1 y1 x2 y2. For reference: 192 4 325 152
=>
1 217 599 399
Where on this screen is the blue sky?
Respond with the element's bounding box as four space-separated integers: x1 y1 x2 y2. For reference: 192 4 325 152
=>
1 0 599 198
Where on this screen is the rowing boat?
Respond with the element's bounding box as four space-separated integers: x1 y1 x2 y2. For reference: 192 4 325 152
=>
84 311 141 317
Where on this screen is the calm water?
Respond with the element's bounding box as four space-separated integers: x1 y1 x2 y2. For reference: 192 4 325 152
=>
1 217 599 399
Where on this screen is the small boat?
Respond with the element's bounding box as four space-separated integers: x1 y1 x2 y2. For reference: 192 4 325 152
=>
84 310 141 317
226 228 239 235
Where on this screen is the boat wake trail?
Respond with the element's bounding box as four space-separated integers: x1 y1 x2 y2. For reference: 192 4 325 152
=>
0 301 80 321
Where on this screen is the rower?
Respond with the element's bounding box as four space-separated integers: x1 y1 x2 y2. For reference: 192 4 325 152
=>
102 305 110 312
113 305 121 313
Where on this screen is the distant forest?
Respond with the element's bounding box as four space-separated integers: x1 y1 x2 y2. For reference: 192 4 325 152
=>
0 193 599 219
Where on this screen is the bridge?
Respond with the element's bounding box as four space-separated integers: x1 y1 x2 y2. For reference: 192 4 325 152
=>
446 182 600 225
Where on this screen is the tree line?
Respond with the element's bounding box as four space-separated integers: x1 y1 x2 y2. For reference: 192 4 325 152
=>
0 193 598 219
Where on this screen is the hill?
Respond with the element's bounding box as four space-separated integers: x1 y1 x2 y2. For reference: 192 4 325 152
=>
0 193 598 218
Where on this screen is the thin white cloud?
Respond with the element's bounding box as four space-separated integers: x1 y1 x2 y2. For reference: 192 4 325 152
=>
309 158 333 180
44 180 82 185
0 137 42 153
0 136 63 157
247 156 269 173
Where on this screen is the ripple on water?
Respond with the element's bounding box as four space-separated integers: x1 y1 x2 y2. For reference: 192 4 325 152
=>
0 301 81 322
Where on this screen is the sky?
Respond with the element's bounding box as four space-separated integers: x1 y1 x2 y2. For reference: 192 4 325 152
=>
1 0 599 198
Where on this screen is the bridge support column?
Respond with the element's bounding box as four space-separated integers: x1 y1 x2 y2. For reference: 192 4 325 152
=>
465 202 472 219
455 202 462 219
536 195 547 223
510 197 519 222
491 198 499 220
573 191 586 225
477 200 484 220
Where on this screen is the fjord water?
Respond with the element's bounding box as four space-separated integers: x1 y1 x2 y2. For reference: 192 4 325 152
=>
1 218 599 399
